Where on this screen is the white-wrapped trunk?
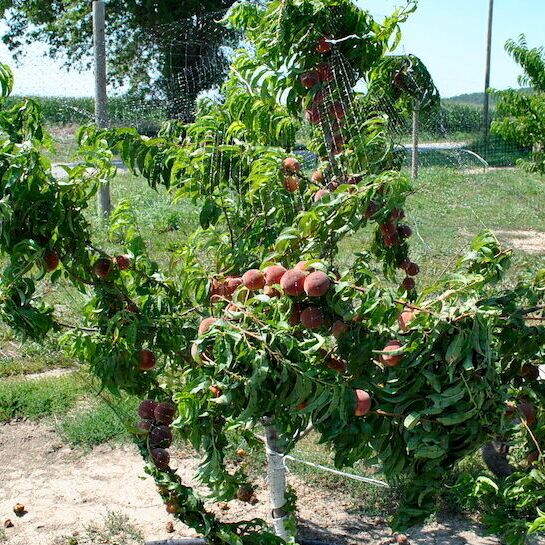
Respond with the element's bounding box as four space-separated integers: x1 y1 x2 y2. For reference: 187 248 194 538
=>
262 417 291 541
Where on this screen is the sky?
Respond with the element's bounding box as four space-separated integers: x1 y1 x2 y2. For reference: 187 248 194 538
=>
0 0 544 98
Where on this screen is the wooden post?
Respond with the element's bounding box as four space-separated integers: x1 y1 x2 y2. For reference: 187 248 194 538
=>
262 417 291 541
483 0 494 147
93 0 112 218
411 100 420 180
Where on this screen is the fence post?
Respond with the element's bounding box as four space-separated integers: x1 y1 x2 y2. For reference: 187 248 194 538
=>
411 99 420 180
262 417 291 541
92 0 112 218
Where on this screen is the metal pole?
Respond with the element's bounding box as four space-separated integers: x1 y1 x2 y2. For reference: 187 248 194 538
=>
483 0 494 147
93 0 112 218
411 100 420 180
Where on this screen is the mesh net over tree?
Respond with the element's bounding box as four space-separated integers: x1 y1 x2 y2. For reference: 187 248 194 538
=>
0 1 544 544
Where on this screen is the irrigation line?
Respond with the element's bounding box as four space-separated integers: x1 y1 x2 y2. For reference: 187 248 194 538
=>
282 453 390 488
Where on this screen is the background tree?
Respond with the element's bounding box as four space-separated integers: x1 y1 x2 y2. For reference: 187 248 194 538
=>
492 35 545 174
0 0 237 120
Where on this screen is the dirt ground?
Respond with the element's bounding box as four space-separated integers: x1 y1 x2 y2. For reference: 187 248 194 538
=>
2 421 537 545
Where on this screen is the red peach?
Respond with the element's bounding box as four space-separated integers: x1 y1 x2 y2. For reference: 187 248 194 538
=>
314 189 329 202
224 276 243 296
242 269 265 290
317 62 334 82
354 390 372 416
401 277 416 291
331 320 349 339
154 402 176 425
316 36 333 54
264 265 287 285
312 170 325 184
150 425 173 448
326 356 347 373
94 257 112 278
115 254 131 270
139 349 156 371
398 225 412 239
45 250 60 272
209 385 222 398
406 262 420 277
283 157 300 174
138 399 158 419
198 317 217 335
519 402 537 426
300 306 325 329
300 70 320 89
151 448 170 470
305 107 321 125
280 269 307 296
329 102 345 120
398 310 417 332
304 271 331 297
381 340 403 367
283 175 299 192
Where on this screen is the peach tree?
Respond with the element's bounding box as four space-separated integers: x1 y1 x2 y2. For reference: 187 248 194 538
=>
0 1 544 544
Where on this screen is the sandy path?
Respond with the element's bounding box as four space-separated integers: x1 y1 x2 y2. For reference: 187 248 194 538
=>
0 420 534 545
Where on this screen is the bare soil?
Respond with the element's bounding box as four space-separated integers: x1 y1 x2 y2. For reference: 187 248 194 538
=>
2 421 534 545
495 229 545 254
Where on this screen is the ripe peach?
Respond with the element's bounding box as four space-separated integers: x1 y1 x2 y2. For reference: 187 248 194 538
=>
289 303 302 326
295 260 312 271
305 107 321 125
311 170 325 184
314 189 329 202
280 269 307 296
406 262 420 277
519 364 539 381
380 223 397 236
44 250 60 272
401 277 415 291
150 425 173 448
166 501 179 514
300 306 325 329
398 309 417 332
209 385 222 398
242 269 265 290
364 200 380 219
115 254 131 270
313 88 327 107
300 70 320 89
137 420 152 433
329 102 345 120
198 317 217 335
151 448 170 470
383 233 398 248
331 320 348 339
94 257 112 278
326 356 347 373
138 399 158 419
304 271 331 297
264 265 287 285
390 208 405 221
317 62 334 83
154 402 176 425
224 276 243 296
283 175 300 192
139 349 156 371
527 451 540 465
354 390 372 416
316 36 333 54
380 340 403 367
398 225 412 239
283 157 300 174
519 402 537 426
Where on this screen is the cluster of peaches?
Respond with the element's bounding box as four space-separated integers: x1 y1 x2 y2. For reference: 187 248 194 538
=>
198 263 422 417
302 36 346 154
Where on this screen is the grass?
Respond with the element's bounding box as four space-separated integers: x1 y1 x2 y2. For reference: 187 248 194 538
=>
57 395 139 450
55 511 144 545
0 371 90 421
